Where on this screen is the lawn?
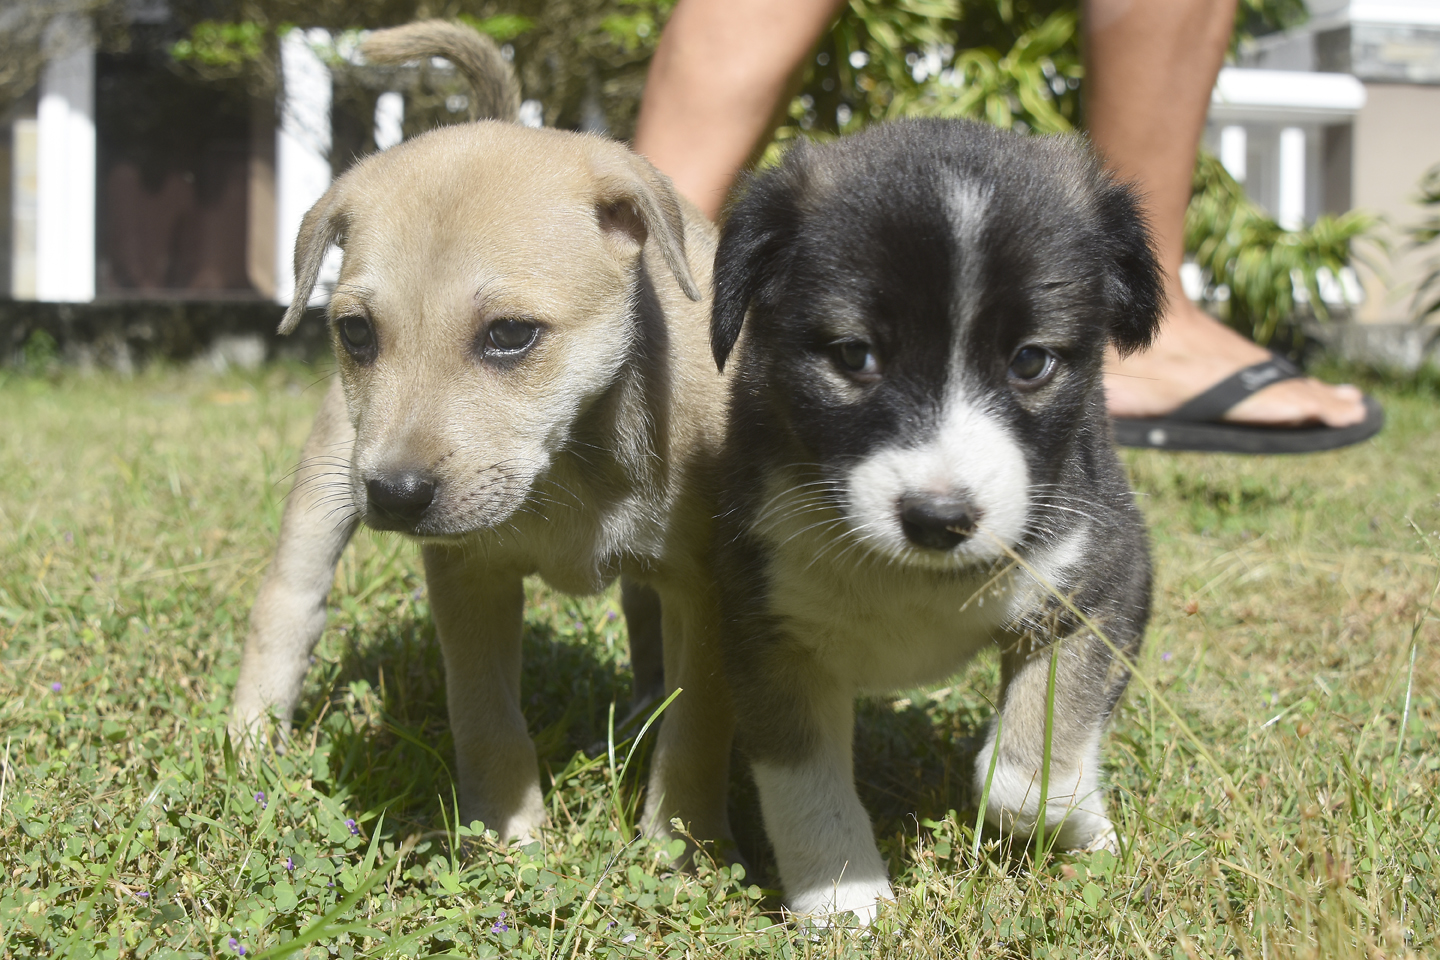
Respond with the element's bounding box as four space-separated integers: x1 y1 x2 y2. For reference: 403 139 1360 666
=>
0 360 1435 958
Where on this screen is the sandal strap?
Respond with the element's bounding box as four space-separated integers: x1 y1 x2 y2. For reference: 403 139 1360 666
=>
1168 356 1304 423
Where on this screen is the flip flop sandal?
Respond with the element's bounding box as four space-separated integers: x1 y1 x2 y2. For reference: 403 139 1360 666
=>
1111 356 1385 454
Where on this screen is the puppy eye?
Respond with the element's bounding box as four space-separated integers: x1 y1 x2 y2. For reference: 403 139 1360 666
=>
832 340 880 380
337 315 377 363
1008 345 1057 385
486 318 539 354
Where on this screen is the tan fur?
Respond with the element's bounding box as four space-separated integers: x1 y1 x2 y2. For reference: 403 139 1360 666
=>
233 23 733 847
361 20 520 123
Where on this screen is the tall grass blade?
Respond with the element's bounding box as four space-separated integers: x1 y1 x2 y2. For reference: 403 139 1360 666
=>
1034 638 1061 864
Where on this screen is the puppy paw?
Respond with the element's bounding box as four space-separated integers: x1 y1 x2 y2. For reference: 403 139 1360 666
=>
226 707 290 755
787 877 893 927
475 808 547 848
1069 821 1118 855
975 730 1113 851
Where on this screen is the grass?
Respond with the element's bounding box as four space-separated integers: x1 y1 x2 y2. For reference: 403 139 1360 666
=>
0 359 1436 958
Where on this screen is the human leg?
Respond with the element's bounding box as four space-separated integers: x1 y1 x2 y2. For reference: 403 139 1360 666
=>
633 0 845 219
1086 0 1367 429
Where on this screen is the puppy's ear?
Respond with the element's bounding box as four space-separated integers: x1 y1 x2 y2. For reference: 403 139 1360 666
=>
711 162 802 372
278 183 347 334
1094 179 1166 356
593 153 702 302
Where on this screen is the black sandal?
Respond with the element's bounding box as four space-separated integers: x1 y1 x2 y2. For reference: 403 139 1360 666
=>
1111 356 1384 454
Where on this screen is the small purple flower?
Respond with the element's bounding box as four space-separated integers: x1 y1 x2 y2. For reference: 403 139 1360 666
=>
228 938 247 955
285 856 294 872
491 910 509 934
606 610 618 622
135 890 149 899
574 621 585 632
345 818 359 835
1161 652 1172 662
50 681 62 692
64 531 73 543
255 792 266 808
141 624 150 634
327 880 335 888
607 920 617 929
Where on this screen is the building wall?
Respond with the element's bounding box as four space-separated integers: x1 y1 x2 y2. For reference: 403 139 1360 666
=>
1351 82 1440 322
10 114 38 300
0 119 10 297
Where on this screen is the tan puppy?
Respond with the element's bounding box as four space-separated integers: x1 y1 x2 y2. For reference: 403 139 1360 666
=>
231 22 733 847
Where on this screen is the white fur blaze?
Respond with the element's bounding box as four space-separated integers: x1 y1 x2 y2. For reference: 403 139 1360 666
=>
943 180 992 331
751 759 893 924
974 723 1112 849
844 389 1030 565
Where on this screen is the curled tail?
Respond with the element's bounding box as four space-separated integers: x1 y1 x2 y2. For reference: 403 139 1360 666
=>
362 20 520 123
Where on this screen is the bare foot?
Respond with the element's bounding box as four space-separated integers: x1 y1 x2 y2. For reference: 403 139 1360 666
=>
1105 299 1367 428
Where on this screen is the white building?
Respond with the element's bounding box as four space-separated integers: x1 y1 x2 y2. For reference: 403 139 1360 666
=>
1215 0 1440 321
1 26 398 307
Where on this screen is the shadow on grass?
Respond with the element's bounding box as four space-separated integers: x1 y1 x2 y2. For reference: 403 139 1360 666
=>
856 699 986 830
301 606 633 837
302 594 1007 887
725 691 999 888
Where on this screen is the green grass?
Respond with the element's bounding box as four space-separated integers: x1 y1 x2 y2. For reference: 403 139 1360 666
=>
0 361 1436 958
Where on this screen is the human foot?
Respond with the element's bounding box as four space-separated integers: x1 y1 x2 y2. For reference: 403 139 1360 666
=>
1105 299 1367 429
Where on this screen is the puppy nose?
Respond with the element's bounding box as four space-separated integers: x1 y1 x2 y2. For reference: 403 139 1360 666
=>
366 471 436 525
899 494 982 551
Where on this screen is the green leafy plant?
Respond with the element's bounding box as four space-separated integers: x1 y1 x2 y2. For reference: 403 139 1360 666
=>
1186 152 1377 346
456 12 537 43
924 9 1078 133
169 20 268 70
772 0 1079 148
1410 161 1440 321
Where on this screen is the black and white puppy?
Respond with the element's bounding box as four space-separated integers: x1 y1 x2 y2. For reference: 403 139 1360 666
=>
710 118 1164 921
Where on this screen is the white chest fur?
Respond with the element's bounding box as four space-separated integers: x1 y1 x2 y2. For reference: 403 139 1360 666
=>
755 475 1091 694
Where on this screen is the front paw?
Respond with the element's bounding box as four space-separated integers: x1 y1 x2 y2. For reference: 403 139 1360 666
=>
226 701 290 754
976 732 1113 850
1064 817 1118 854
787 875 894 927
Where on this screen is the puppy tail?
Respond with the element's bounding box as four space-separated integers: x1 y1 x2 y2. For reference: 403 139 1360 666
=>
362 20 521 124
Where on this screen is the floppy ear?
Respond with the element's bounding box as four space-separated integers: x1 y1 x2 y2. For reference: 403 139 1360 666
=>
278 182 347 334
711 162 803 372
1094 178 1166 356
592 152 702 302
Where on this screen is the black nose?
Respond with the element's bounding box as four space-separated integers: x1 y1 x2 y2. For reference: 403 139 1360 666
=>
899 494 982 551
366 471 436 526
